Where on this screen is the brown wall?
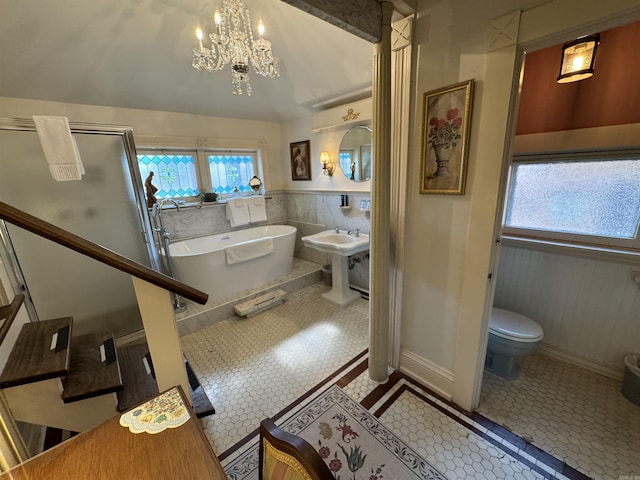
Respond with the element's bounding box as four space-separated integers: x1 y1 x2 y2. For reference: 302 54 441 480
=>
516 20 640 135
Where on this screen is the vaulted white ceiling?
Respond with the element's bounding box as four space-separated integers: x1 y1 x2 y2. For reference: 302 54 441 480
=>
0 0 373 122
0 0 556 123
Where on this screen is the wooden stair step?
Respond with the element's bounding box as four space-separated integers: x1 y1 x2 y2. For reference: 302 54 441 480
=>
116 341 214 418
0 317 72 388
115 343 158 413
61 332 123 403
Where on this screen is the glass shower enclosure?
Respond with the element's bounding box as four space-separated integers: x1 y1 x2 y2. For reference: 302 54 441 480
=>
0 118 160 337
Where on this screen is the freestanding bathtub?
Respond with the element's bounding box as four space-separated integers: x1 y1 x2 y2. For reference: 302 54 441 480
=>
168 225 296 302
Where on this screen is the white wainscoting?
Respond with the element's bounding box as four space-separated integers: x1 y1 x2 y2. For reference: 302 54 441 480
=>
494 245 640 371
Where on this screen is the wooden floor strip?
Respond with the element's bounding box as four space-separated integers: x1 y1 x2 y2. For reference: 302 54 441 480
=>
360 370 403 410
336 358 368 388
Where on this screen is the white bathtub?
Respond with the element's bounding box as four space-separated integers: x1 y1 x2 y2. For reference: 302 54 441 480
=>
168 225 296 302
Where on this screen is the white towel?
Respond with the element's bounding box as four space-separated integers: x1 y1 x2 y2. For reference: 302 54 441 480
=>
248 196 267 223
225 197 250 227
33 116 85 181
225 237 274 265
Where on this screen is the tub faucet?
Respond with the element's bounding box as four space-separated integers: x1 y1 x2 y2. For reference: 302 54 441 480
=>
156 198 181 212
151 199 185 312
335 226 340 233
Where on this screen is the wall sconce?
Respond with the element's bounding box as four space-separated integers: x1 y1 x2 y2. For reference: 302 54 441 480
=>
557 33 600 83
320 151 334 176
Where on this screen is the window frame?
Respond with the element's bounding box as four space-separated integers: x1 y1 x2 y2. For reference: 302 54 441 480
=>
503 149 640 252
205 150 258 195
135 136 264 203
137 149 200 201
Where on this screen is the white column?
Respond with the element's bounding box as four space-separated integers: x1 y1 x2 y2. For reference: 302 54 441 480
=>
389 15 413 367
369 1 394 383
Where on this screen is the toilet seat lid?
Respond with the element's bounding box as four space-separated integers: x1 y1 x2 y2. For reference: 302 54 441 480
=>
489 308 544 342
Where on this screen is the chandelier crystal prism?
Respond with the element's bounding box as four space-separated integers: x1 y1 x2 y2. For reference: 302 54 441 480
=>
192 0 280 96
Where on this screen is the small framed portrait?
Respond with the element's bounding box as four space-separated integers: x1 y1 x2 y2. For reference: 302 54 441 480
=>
419 79 474 195
290 140 311 181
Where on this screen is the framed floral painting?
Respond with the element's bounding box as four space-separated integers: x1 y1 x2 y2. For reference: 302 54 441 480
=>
419 79 474 194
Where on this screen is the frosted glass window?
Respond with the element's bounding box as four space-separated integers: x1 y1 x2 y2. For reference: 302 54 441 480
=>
208 154 255 194
137 154 198 198
506 159 640 239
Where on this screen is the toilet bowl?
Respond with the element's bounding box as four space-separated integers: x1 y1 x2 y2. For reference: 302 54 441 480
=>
485 308 544 379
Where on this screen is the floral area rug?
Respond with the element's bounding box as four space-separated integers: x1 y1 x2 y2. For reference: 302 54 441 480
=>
224 385 447 480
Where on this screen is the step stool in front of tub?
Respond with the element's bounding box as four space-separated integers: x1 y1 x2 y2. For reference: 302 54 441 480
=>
234 289 286 318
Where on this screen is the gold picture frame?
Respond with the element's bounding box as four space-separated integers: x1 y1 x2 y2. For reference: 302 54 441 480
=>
419 79 474 194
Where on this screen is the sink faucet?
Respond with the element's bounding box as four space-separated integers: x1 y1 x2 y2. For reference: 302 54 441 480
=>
335 226 340 233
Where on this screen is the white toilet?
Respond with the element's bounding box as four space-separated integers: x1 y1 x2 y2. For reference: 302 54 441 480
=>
485 308 544 379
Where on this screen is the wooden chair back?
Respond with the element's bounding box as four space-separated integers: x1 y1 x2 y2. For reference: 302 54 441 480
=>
259 418 334 480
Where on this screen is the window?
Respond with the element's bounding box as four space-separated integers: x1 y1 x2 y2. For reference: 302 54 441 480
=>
137 152 199 200
504 153 640 250
208 153 256 194
137 147 259 201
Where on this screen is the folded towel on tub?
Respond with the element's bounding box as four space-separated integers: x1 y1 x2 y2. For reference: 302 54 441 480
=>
225 197 250 227
247 195 267 223
225 237 274 265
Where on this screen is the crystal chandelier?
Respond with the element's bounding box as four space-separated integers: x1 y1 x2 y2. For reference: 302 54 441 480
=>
192 0 280 96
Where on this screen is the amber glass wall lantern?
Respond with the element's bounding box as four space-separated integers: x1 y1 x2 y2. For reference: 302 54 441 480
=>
557 34 600 83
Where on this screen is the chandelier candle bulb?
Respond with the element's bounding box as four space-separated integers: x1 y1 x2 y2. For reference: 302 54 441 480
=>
196 28 204 48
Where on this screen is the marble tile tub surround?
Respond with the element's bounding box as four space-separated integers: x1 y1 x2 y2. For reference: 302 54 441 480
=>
157 192 288 241
154 191 370 242
156 191 372 290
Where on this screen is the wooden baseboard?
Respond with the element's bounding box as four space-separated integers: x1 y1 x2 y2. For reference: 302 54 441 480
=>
399 349 454 400
538 344 624 381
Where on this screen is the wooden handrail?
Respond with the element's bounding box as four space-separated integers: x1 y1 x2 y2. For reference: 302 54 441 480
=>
0 202 208 305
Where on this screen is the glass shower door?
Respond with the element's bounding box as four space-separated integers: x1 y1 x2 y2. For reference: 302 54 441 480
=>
0 123 155 337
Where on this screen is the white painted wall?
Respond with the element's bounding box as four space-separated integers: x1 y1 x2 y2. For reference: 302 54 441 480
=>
402 0 640 410
282 116 371 192
0 97 285 190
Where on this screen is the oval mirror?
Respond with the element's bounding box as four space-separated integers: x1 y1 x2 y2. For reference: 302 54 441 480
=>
339 126 372 182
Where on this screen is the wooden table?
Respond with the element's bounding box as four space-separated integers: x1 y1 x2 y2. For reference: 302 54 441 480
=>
0 386 226 479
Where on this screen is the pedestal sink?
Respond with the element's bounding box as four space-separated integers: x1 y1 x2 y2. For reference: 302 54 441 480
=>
301 230 370 307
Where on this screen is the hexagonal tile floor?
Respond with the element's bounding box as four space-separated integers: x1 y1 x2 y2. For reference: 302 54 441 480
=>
180 281 634 480
478 352 640 480
181 282 369 454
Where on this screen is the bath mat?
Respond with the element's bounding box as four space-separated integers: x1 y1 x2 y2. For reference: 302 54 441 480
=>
224 384 446 480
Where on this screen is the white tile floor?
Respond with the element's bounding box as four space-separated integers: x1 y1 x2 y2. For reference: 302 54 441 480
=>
478 352 640 480
181 281 621 480
181 282 369 454
376 380 549 480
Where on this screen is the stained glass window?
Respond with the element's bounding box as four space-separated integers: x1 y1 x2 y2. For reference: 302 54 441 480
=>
208 153 256 194
137 154 198 198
